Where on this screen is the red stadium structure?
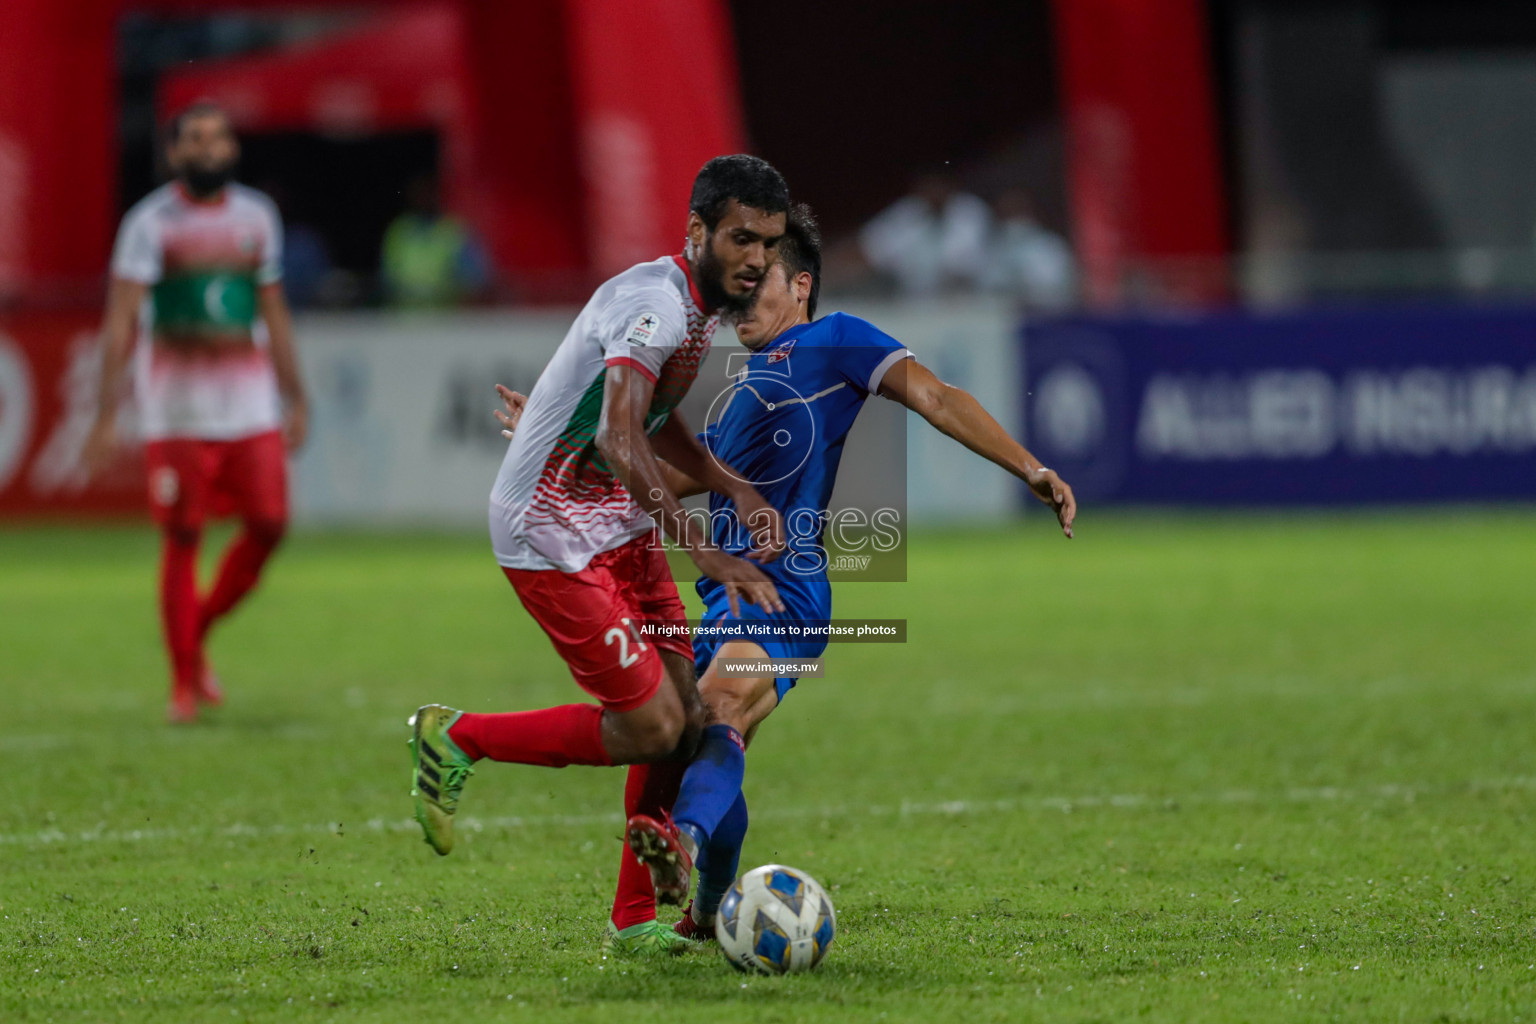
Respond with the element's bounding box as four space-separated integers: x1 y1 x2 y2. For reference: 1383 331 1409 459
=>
0 0 1225 302
0 0 748 301
0 0 754 517
1051 0 1229 305
0 0 1227 518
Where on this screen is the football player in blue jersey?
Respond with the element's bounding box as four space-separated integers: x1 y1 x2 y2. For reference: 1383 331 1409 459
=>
496 204 1075 953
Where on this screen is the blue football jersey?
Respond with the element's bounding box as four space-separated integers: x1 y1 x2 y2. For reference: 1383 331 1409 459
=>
700 312 910 582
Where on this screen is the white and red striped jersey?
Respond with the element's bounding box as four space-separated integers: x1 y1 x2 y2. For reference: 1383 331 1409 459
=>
490 255 719 573
111 182 285 442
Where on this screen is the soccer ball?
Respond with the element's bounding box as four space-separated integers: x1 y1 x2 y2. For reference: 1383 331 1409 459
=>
714 864 836 974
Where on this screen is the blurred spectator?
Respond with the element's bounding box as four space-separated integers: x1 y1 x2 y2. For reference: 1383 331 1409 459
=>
282 222 333 309
258 179 334 309
381 175 493 308
857 171 992 296
983 189 1077 310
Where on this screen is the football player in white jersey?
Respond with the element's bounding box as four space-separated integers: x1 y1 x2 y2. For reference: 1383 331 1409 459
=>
84 102 308 724
408 160 792 947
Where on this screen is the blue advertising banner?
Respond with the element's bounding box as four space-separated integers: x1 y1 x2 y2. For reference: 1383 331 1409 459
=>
1022 305 1536 503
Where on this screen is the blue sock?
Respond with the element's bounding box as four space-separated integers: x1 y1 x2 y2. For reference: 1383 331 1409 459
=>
694 792 747 920
673 724 746 846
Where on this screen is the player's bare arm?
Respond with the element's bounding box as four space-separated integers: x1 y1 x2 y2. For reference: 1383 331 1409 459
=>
879 358 1076 538
84 277 149 475
596 364 786 615
655 460 708 500
494 386 775 528
650 412 785 560
496 383 707 499
257 284 309 451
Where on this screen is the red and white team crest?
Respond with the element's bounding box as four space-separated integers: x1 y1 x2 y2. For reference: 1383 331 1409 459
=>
766 340 795 364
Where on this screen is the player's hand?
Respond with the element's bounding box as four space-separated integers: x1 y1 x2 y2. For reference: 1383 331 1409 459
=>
732 487 785 563
283 398 309 452
1027 467 1076 539
692 548 786 617
494 384 527 439
82 417 119 478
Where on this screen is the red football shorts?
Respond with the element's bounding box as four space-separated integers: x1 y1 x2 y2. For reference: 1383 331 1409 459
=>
503 532 693 714
143 430 288 531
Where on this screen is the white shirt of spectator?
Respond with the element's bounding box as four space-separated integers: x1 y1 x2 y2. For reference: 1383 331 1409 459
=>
984 217 1078 310
859 192 993 296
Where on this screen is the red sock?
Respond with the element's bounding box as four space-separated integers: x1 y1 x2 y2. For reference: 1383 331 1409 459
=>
610 761 685 929
159 529 203 695
447 705 613 767
199 520 283 638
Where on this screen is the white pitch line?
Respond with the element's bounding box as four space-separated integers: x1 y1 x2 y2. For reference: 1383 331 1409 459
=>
4 777 1535 849
0 734 66 751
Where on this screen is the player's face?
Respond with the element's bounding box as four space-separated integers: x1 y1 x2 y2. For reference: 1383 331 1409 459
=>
168 113 239 192
690 200 786 314
733 262 806 350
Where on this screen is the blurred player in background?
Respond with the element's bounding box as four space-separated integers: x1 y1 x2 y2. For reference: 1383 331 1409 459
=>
503 204 1076 953
85 102 309 724
406 159 793 934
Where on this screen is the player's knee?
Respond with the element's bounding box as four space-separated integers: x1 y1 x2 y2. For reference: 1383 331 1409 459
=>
163 523 201 549
700 673 770 735
245 514 287 549
674 700 706 761
629 706 685 760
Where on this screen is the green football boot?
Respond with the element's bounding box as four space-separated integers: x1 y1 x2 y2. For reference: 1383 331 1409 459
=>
602 919 700 957
408 704 476 855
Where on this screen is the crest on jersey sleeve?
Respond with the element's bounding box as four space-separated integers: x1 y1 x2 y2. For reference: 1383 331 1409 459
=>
624 311 662 346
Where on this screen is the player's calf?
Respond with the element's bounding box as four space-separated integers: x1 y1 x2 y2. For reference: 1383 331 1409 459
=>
601 675 693 763
661 649 707 760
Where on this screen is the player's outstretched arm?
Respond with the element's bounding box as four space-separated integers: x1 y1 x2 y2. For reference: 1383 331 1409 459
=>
83 277 148 476
597 365 785 614
257 283 309 451
651 412 785 561
879 358 1076 538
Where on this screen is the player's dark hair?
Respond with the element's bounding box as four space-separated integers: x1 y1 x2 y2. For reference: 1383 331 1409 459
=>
690 155 789 231
167 100 230 144
778 202 822 319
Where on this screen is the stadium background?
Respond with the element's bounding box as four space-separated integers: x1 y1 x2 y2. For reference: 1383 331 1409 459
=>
4 0 1536 519
3 2 1536 1022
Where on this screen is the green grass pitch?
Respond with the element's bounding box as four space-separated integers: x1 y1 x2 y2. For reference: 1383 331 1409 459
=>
2 511 1535 1022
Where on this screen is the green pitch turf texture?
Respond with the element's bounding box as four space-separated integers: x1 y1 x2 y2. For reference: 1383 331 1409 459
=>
2 511 1534 1023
